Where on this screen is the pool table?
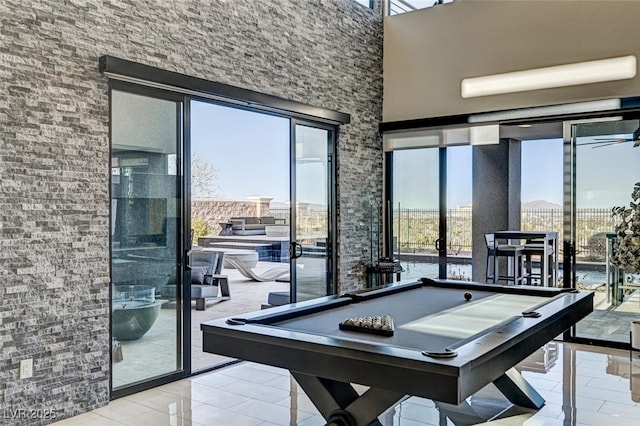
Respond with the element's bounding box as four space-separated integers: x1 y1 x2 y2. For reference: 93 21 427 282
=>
201 278 593 426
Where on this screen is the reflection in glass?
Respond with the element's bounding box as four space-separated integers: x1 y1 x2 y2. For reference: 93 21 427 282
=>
295 124 331 302
110 90 182 389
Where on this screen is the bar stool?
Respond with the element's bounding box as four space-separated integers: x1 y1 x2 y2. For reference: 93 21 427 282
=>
485 233 524 285
522 240 555 286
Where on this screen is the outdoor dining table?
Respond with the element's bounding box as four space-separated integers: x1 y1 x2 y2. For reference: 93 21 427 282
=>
493 230 559 287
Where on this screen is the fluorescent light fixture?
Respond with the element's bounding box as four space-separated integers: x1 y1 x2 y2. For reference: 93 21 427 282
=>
461 55 637 98
468 99 621 123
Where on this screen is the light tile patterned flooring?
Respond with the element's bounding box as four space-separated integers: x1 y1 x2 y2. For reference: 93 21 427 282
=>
55 342 640 425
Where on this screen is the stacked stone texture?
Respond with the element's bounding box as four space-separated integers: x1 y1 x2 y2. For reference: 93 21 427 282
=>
191 200 272 228
0 0 382 423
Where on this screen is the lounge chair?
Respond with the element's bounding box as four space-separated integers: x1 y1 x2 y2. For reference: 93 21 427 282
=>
225 256 290 282
190 249 231 309
161 249 231 310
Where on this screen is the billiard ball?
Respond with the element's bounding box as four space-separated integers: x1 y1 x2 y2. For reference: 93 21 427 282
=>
464 292 472 301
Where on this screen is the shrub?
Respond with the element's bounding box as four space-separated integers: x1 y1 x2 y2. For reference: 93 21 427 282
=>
611 182 640 273
191 217 212 245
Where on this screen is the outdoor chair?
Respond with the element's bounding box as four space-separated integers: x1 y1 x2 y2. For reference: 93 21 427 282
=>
224 256 290 282
189 249 230 310
485 233 524 285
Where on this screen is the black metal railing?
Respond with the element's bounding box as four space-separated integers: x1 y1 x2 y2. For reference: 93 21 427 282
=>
270 207 615 261
393 208 613 260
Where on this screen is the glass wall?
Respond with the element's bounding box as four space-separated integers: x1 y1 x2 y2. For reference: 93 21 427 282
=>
293 123 333 302
189 100 291 372
385 112 640 347
110 89 184 390
571 119 640 343
392 148 440 280
446 145 472 280
353 0 373 8
386 127 475 281
388 0 455 16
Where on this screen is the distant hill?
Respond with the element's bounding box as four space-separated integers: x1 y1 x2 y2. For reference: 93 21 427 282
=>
523 200 562 209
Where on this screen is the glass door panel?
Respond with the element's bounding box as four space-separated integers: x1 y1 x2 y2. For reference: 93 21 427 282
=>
569 118 640 343
446 145 473 281
111 89 184 389
391 146 473 280
292 123 333 302
188 101 290 372
391 148 441 280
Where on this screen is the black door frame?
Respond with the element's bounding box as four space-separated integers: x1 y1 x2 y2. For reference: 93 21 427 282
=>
562 116 640 348
383 147 449 279
289 119 338 302
103 57 348 397
108 81 191 399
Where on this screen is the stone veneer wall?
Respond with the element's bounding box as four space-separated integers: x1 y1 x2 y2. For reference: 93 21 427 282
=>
192 200 270 230
0 0 383 423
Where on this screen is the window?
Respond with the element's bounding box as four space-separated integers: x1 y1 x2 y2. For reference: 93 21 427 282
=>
354 0 373 7
388 0 455 16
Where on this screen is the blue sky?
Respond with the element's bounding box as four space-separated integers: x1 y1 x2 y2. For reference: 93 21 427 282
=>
190 101 329 206
521 139 563 206
392 137 638 209
191 101 638 210
190 101 290 203
393 139 565 209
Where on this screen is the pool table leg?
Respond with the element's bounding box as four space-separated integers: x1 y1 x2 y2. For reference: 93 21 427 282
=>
493 367 545 409
291 372 405 426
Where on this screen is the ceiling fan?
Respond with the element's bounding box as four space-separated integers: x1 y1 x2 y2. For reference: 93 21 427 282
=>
580 126 640 148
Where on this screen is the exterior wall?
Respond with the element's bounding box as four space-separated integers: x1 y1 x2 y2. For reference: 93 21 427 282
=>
191 200 276 231
0 0 382 423
384 0 640 121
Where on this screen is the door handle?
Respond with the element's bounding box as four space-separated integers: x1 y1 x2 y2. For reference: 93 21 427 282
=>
290 242 303 259
435 238 443 252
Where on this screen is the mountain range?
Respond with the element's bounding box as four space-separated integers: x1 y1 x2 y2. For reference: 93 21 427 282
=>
522 200 562 209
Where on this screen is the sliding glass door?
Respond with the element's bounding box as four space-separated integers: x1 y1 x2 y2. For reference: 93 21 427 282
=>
391 148 442 279
445 146 473 280
110 86 185 391
567 118 640 343
386 133 473 282
188 101 291 372
291 122 335 302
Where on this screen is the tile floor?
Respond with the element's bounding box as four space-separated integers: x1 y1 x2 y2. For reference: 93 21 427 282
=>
55 341 640 425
